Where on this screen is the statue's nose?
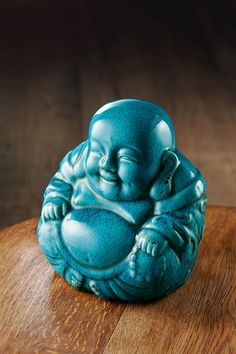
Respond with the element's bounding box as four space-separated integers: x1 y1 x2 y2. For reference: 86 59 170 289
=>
99 154 116 172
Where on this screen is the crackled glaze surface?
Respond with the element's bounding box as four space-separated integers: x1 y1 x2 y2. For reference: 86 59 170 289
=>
37 99 207 301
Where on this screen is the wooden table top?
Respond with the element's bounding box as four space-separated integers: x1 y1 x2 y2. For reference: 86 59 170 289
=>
0 205 235 353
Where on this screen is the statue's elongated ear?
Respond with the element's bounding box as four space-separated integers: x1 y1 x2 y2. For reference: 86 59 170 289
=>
150 149 180 201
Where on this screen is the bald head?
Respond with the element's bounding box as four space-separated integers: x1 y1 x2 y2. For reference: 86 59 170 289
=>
89 99 175 150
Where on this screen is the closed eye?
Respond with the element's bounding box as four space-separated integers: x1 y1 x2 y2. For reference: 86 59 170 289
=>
91 149 103 157
118 155 139 163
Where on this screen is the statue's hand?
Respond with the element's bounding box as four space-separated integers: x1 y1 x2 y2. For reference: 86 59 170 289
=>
42 197 70 221
136 229 168 257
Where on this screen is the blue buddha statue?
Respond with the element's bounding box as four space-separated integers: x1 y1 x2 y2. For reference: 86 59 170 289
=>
37 99 207 301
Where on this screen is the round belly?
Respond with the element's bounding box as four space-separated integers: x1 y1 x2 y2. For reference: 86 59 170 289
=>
61 209 138 269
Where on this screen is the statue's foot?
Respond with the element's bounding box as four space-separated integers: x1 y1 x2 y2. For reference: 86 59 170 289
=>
65 267 84 289
89 281 102 297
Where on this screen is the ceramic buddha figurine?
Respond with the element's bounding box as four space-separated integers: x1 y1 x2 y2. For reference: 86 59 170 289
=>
37 99 207 301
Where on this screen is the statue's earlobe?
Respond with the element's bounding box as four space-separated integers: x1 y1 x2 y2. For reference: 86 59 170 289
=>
150 149 180 201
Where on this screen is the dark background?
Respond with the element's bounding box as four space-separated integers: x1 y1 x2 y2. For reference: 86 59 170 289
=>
1 0 236 227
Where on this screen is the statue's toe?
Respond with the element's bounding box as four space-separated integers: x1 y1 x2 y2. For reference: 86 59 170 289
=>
65 267 84 289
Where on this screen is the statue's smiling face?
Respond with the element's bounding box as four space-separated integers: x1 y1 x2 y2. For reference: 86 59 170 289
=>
86 119 161 201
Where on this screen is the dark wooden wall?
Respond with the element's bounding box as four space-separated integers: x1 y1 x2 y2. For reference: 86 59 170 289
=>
1 1 236 227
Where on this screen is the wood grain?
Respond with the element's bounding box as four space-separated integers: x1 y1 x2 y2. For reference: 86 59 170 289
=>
0 205 235 353
0 219 125 353
105 205 236 354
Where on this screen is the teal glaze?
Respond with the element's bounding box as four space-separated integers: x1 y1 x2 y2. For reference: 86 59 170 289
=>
37 99 207 301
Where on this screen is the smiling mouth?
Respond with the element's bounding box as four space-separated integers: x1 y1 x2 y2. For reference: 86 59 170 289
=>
99 170 119 182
